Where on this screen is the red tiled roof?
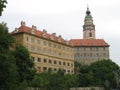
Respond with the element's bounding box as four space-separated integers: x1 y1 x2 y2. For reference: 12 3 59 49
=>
11 25 68 45
69 39 109 47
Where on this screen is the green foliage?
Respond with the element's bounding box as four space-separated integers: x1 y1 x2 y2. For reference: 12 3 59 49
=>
31 69 78 90
13 44 36 84
74 61 82 74
114 68 120 89
0 22 14 52
0 23 36 89
0 0 7 16
77 59 119 89
89 60 119 87
0 22 19 90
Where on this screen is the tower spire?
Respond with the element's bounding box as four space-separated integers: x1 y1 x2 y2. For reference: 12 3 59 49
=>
83 6 96 39
86 4 91 15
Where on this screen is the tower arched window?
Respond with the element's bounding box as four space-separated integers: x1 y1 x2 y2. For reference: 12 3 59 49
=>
89 32 92 37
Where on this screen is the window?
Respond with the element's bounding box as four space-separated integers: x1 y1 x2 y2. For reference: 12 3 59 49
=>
37 47 41 52
44 59 47 63
53 50 56 55
67 63 70 66
63 47 65 51
38 58 41 62
54 60 57 64
58 45 61 49
48 43 51 47
103 53 106 57
31 38 34 43
90 53 92 56
59 61 61 65
26 36 29 42
43 67 47 71
67 70 70 74
37 39 41 44
43 48 47 54
84 53 86 56
103 47 106 51
63 62 66 66
84 48 86 51
97 53 99 57
54 68 57 71
49 59 52 64
58 52 61 56
43 41 47 46
31 46 35 51
53 44 56 48
48 49 52 54
71 63 73 67
96 47 99 51
89 32 92 37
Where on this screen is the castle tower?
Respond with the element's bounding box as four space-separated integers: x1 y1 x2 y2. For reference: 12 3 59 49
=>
83 6 95 39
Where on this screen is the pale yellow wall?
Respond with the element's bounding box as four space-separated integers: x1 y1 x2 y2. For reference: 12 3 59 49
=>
14 33 74 74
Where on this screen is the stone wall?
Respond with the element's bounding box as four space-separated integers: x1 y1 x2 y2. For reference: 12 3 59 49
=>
70 87 104 90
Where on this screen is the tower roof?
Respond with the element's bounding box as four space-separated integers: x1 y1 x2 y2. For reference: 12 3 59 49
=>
86 5 91 15
85 6 92 20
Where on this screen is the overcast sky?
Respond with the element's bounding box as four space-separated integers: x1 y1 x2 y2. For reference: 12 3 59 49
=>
1 0 120 65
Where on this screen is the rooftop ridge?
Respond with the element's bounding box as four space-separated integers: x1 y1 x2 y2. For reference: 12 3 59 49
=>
11 25 70 46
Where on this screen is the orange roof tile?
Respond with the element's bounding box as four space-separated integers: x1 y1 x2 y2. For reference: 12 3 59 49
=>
69 39 109 47
11 25 68 45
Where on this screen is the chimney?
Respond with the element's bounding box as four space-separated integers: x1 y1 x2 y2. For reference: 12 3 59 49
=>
14 28 18 32
21 21 26 26
58 35 62 42
52 33 56 36
50 33 56 40
31 25 36 34
32 25 37 30
42 29 47 38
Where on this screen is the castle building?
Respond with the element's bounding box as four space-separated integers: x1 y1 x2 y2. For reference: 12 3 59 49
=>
69 7 110 64
11 6 110 72
11 22 74 74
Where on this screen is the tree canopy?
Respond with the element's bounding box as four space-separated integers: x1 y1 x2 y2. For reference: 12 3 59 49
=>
0 0 7 16
13 44 36 85
0 23 36 89
78 60 119 89
0 22 19 90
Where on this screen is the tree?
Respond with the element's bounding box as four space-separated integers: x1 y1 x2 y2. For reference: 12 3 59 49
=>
0 0 7 16
78 65 94 87
114 67 120 89
89 60 119 88
77 59 119 89
0 22 19 90
31 69 79 90
74 61 82 74
13 44 36 85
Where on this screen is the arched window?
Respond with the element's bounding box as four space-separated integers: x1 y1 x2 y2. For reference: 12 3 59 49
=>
89 32 92 37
